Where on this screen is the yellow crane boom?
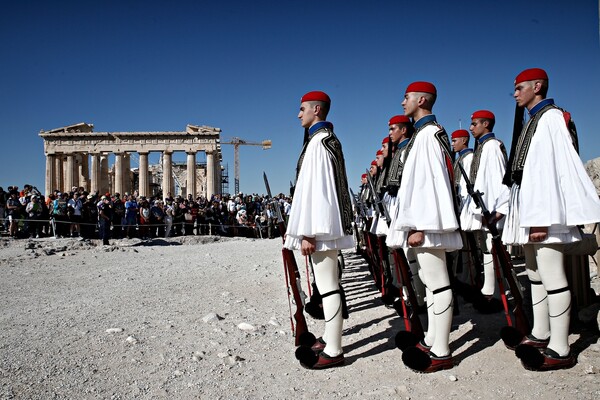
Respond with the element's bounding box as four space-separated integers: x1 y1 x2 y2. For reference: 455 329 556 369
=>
220 137 272 194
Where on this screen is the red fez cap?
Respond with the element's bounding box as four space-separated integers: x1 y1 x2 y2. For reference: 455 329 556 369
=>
388 115 411 126
471 110 495 120
451 129 470 139
361 173 367 179
376 150 383 156
405 81 437 95
382 137 390 144
301 91 331 104
371 160 377 166
515 68 548 84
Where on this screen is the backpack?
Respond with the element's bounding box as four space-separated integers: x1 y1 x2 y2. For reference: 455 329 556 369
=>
53 199 67 216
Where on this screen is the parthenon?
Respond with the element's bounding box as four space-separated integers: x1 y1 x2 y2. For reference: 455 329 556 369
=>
39 123 223 199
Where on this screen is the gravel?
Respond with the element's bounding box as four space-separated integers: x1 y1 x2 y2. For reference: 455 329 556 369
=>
1 236 599 399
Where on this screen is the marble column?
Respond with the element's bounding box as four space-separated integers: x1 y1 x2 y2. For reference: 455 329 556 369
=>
65 154 74 192
206 151 215 200
90 153 100 194
55 156 64 193
123 153 131 194
186 152 197 198
162 151 173 200
114 153 123 195
78 153 89 191
45 154 56 197
138 152 149 197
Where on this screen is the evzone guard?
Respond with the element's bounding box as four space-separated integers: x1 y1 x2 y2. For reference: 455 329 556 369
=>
450 129 479 289
387 81 463 373
285 91 354 369
459 110 511 313
502 68 600 371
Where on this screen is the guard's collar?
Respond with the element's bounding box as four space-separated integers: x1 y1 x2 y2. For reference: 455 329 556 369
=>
528 98 554 117
458 148 473 156
478 133 495 144
397 138 410 150
309 121 333 136
414 114 436 130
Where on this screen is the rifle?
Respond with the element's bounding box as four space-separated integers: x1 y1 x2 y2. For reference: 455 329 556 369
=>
351 187 380 286
365 170 398 300
263 172 312 346
503 105 525 186
456 162 530 346
365 171 423 339
349 187 366 254
349 187 368 222
365 169 391 225
391 248 425 348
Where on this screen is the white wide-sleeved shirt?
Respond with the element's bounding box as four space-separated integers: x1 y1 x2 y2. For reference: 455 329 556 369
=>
387 118 462 251
502 106 600 245
284 130 354 251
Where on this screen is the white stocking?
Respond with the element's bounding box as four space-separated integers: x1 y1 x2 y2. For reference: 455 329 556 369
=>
415 248 453 357
312 250 343 357
480 232 497 297
523 245 550 340
535 244 571 356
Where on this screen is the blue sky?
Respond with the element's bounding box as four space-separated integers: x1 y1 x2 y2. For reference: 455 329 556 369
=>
1 0 599 196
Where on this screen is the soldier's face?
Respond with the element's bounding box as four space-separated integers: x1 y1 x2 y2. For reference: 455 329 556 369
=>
469 119 486 139
402 93 418 118
298 101 318 128
389 125 403 143
514 81 536 109
451 137 467 152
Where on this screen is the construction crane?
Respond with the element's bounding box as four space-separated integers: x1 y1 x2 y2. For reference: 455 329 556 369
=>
221 137 272 194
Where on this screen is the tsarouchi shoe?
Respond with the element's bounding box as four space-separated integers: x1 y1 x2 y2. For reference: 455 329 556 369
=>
519 334 549 350
516 345 576 371
402 347 453 373
296 346 344 370
311 337 326 353
499 326 525 350
312 351 345 369
415 339 432 354
395 330 420 352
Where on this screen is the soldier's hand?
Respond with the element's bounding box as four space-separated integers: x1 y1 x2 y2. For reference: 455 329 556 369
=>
408 230 424 247
387 185 399 197
301 236 316 256
529 226 548 243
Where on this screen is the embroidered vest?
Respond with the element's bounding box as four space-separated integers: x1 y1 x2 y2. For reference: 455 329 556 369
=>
453 149 473 186
510 104 578 185
296 124 353 235
470 135 507 183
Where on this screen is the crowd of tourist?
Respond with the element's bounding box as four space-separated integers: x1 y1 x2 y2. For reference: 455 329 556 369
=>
0 184 293 244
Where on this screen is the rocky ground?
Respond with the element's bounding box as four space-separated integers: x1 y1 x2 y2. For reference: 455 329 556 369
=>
1 235 599 400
